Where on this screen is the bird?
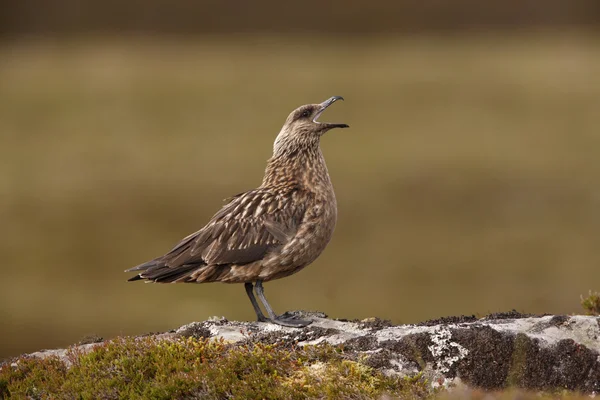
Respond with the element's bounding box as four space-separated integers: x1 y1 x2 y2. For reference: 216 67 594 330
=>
126 96 348 327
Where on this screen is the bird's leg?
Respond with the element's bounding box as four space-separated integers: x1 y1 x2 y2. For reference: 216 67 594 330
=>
254 280 312 328
245 282 268 322
253 281 278 320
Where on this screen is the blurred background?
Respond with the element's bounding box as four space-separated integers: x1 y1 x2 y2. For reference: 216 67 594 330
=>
1 0 600 359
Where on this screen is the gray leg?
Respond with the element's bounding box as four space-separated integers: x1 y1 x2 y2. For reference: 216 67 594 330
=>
245 282 267 322
254 280 312 328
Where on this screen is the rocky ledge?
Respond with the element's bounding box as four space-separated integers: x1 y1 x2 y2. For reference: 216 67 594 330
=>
27 311 600 394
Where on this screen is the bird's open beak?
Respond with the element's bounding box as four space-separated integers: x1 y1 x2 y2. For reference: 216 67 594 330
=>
313 96 349 129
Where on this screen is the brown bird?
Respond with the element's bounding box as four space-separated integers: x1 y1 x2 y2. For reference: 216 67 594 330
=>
126 96 348 327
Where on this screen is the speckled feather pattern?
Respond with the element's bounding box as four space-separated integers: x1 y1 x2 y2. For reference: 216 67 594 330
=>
128 100 344 285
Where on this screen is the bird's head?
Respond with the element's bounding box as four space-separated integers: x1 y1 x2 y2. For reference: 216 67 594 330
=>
273 96 348 157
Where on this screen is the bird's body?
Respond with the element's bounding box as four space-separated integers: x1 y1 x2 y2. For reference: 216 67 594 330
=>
127 96 348 327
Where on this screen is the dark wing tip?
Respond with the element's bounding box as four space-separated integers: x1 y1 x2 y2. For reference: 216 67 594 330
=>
125 259 159 273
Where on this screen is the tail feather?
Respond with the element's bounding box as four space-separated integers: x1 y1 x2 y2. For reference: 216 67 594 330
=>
143 264 200 283
127 274 144 282
126 260 201 284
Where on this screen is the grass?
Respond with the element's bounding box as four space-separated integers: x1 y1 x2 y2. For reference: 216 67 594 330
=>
1 32 600 359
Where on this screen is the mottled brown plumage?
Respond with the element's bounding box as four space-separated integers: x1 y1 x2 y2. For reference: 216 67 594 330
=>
126 96 348 327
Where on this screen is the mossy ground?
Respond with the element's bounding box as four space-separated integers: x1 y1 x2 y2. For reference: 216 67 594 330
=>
0 337 429 399
0 336 595 400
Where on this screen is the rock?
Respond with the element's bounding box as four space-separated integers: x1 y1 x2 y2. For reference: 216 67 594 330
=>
23 311 600 393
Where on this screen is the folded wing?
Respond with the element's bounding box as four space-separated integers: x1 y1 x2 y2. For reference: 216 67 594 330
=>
126 188 305 282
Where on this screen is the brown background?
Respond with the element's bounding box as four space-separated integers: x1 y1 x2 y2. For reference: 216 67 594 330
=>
1 1 599 359
2 0 600 36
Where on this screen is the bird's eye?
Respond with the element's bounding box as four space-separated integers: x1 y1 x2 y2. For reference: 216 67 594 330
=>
300 110 311 119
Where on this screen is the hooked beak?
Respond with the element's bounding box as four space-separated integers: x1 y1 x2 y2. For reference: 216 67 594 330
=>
313 96 349 129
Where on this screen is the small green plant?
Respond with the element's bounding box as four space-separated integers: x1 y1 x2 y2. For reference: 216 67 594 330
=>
580 290 600 315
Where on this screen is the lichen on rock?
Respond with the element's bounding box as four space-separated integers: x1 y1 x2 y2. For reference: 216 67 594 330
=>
2 311 600 398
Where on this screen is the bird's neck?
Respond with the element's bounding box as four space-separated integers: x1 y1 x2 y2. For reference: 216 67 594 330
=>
261 147 332 190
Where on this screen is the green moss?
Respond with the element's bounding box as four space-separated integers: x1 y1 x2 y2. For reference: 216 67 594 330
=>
580 290 600 315
0 337 429 399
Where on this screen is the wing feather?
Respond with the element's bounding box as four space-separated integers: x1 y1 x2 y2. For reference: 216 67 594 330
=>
130 188 305 278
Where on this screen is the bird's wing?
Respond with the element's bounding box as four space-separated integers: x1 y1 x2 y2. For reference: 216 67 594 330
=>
143 188 305 270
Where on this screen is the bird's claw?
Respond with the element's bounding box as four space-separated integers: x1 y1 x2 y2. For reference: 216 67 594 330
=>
256 315 269 323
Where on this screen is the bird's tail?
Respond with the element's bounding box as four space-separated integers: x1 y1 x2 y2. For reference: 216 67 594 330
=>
125 259 201 283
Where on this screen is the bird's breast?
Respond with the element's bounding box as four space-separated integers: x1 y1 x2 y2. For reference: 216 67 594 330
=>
269 189 337 271
258 151 338 280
